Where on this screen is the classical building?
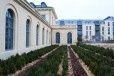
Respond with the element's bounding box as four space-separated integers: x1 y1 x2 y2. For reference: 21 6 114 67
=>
0 0 77 59
1 0 114 60
56 17 114 43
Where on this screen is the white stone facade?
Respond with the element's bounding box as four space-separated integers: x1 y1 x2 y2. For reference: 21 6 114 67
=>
0 0 77 59
52 25 77 45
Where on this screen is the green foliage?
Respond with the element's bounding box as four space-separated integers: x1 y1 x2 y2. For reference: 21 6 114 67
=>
71 45 113 76
79 44 114 59
24 46 67 76
0 45 58 75
62 50 68 76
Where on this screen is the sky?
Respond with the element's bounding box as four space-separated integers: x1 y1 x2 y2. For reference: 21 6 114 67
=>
27 0 114 20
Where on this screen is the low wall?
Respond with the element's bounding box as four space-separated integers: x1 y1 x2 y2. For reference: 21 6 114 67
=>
0 44 51 60
86 43 114 49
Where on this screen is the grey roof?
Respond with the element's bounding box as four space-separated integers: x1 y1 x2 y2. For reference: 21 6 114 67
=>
104 16 114 20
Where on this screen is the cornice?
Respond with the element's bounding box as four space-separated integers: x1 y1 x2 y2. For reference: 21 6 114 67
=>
51 25 77 30
14 0 52 28
52 28 77 30
36 7 58 19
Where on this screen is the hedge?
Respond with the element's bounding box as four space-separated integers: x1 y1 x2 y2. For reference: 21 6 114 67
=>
0 45 58 75
71 45 113 76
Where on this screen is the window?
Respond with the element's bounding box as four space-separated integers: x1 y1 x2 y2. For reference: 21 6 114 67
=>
26 19 30 47
60 21 65 26
86 31 88 36
5 9 14 50
90 31 91 36
102 27 104 35
113 22 114 39
42 28 44 45
102 32 104 35
108 22 110 26
102 36 104 41
56 32 60 44
67 32 72 44
36 25 39 45
89 26 91 30
41 2 47 7
86 26 88 30
108 36 110 40
102 27 104 31
86 31 88 39
78 25 82 31
108 27 110 35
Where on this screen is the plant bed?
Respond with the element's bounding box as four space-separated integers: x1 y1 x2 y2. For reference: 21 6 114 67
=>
62 50 68 76
79 44 114 59
21 46 67 76
71 45 113 76
0 45 58 75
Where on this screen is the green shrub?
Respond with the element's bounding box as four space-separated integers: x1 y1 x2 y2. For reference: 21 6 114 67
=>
0 45 58 75
24 46 67 76
71 45 112 76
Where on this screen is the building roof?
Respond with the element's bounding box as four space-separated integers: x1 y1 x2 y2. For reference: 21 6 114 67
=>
30 2 58 19
104 16 114 20
56 16 114 25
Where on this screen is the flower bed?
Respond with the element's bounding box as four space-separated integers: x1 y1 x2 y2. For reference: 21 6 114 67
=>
71 45 113 76
0 45 58 75
22 46 67 76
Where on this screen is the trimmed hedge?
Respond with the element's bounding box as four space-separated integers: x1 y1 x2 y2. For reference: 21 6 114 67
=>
79 44 114 59
23 46 67 76
62 50 68 76
0 45 58 75
71 45 113 76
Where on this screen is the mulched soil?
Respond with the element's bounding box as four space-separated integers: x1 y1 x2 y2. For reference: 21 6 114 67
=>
68 46 88 76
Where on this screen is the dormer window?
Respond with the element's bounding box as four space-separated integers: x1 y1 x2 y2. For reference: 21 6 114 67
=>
41 2 47 8
60 21 65 26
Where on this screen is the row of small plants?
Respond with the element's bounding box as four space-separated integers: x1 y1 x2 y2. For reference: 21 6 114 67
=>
71 45 113 76
0 45 58 75
62 48 68 76
23 45 68 76
79 44 114 59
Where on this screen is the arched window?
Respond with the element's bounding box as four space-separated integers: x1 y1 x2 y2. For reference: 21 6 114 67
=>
5 9 14 50
56 32 60 44
26 19 30 47
42 28 44 45
36 25 39 45
67 32 72 44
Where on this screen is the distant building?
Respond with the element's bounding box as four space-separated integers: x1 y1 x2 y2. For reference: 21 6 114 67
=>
56 16 114 43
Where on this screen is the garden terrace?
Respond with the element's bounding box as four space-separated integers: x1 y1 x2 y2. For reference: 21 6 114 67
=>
0 45 113 76
21 45 68 76
71 45 114 76
0 45 58 75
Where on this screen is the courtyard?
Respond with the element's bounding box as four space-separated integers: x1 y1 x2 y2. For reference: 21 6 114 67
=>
0 44 113 76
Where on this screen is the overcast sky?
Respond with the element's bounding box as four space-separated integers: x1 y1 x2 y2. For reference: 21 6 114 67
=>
27 0 114 20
